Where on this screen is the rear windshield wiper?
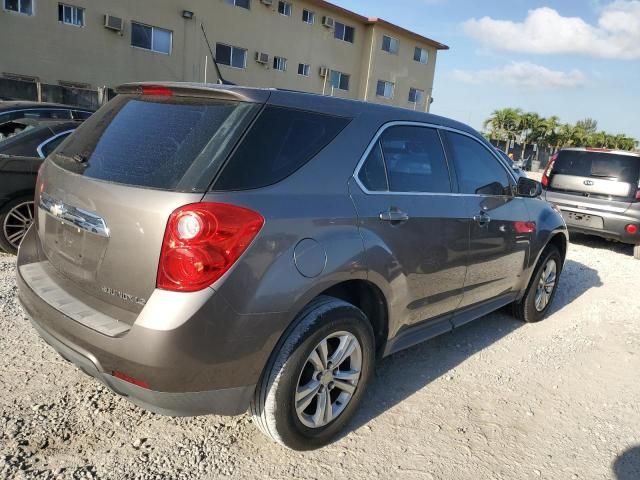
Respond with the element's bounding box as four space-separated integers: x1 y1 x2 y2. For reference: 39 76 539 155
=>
54 152 88 164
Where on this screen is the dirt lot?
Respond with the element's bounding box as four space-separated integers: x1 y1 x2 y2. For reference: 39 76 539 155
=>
1 233 640 480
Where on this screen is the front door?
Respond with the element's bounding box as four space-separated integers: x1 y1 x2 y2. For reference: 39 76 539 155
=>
441 130 530 318
350 125 469 332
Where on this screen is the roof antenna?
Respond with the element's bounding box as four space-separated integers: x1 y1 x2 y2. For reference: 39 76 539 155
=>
200 23 235 85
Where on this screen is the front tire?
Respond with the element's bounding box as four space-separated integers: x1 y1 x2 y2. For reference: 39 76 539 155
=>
0 196 35 255
250 296 375 450
513 245 562 323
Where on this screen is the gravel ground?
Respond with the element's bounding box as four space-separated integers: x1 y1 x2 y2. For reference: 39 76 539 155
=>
1 234 640 480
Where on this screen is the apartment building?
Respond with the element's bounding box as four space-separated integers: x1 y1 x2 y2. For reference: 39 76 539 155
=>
0 0 448 111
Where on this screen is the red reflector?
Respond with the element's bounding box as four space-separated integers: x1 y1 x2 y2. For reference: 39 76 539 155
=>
514 221 536 234
626 224 638 235
142 86 173 96
636 190 640 201
112 370 150 389
157 203 264 292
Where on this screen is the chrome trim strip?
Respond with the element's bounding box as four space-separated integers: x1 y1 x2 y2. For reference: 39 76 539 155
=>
39 192 110 238
352 120 518 197
36 129 75 158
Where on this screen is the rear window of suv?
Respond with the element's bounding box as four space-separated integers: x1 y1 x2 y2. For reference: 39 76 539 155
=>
51 95 260 192
554 150 640 184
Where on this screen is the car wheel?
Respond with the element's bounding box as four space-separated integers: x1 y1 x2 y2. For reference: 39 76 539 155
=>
513 245 562 323
250 295 375 450
0 196 35 255
634 244 640 260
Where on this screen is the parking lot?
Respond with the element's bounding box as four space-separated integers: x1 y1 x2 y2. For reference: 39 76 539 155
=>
0 231 638 480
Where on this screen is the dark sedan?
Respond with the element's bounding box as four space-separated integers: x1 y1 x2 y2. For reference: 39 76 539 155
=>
0 120 81 253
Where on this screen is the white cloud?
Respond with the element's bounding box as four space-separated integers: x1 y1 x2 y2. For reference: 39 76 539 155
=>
451 62 588 89
463 1 640 59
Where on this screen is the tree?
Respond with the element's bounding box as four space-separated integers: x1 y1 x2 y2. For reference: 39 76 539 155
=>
576 118 598 135
484 108 522 153
482 110 639 154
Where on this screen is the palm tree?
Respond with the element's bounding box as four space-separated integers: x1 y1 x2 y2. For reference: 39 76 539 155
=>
484 108 522 153
483 109 508 151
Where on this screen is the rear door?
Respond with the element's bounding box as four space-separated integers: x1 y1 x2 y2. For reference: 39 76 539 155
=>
441 130 529 319
351 124 468 328
35 91 262 320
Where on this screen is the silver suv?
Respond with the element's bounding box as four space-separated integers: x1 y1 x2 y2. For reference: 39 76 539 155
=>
543 148 640 259
17 83 568 450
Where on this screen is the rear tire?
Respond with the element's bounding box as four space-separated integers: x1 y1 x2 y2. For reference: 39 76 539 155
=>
512 245 562 323
634 244 640 260
0 196 35 255
250 295 375 450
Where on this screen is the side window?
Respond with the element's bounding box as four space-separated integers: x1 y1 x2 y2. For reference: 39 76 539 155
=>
444 131 512 196
214 107 350 190
39 132 71 158
380 126 451 193
358 143 387 191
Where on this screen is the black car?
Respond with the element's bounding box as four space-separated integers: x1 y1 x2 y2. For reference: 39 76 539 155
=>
0 120 81 253
0 101 93 126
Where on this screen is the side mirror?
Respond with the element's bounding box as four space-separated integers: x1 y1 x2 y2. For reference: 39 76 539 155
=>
516 177 542 198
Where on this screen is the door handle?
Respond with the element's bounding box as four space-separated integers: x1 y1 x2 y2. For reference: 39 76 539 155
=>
379 209 409 223
473 211 491 227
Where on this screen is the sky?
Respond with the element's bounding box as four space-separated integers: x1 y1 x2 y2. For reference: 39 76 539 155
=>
334 0 640 140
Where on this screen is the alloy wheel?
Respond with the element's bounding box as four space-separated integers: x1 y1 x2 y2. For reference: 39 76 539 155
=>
295 331 362 429
534 258 557 312
3 201 35 250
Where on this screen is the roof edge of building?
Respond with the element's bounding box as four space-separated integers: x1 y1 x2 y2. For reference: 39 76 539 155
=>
305 0 449 51
367 18 450 50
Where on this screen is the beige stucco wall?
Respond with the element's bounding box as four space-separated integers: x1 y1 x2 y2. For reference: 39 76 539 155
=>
0 0 442 110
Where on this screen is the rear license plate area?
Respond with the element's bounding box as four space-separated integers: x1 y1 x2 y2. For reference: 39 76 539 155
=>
561 210 604 229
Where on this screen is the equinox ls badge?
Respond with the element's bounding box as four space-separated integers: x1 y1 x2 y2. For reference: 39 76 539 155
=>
102 286 147 306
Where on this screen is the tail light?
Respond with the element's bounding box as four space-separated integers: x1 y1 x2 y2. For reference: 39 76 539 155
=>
636 180 640 201
541 153 557 189
157 203 264 292
142 85 173 96
514 221 536 234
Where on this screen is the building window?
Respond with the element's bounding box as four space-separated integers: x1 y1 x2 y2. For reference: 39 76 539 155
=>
330 70 350 91
58 3 84 26
224 0 250 9
216 43 247 69
4 0 33 15
302 9 315 24
131 22 172 54
376 80 394 99
381 35 399 54
297 63 310 76
414 47 428 64
278 1 291 16
408 88 425 104
273 56 287 71
334 22 355 43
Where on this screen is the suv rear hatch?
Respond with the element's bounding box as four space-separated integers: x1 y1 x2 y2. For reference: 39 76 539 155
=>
34 86 264 324
546 149 640 212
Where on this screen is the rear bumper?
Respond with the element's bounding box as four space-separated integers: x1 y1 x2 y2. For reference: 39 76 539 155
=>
24 306 254 416
16 226 289 416
545 194 640 245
